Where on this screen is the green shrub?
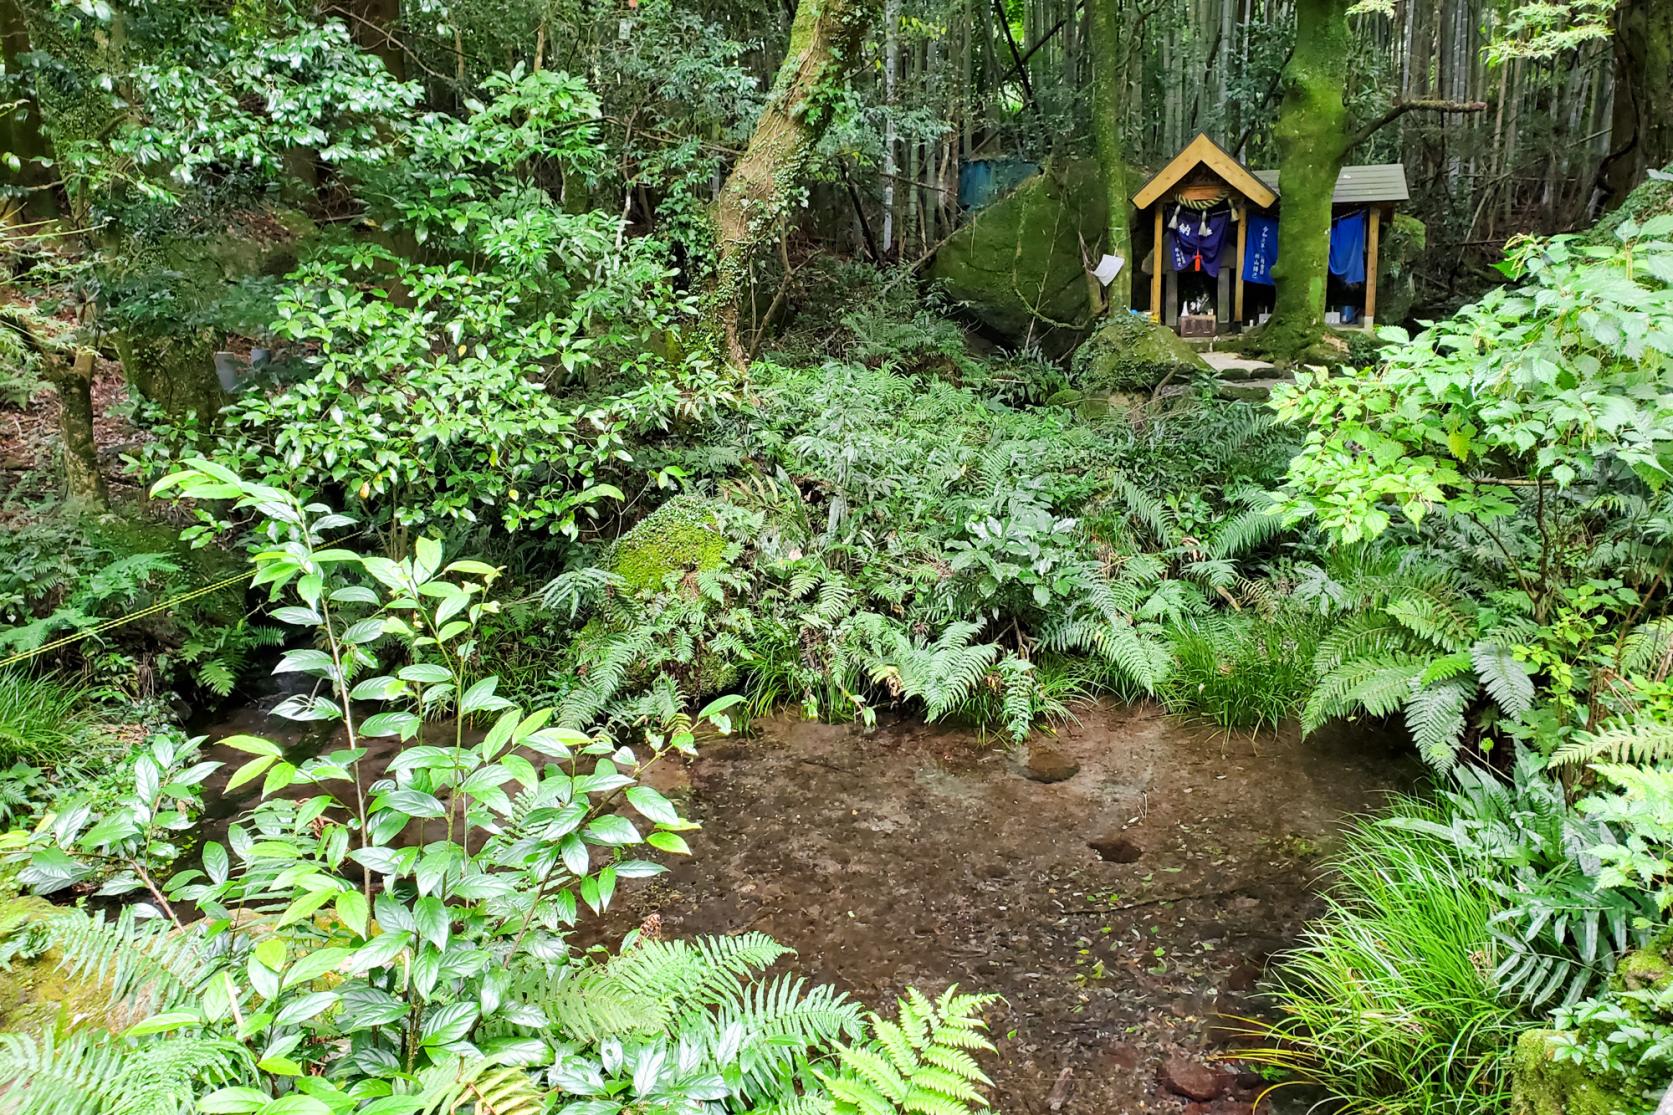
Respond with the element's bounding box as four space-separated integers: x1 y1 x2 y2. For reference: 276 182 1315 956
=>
1245 797 1525 1114
0 671 102 767
1161 611 1320 734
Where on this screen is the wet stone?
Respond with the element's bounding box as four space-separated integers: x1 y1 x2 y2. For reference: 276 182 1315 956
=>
1159 1056 1226 1102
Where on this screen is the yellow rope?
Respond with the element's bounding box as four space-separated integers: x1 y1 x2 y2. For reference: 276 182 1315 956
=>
0 569 253 671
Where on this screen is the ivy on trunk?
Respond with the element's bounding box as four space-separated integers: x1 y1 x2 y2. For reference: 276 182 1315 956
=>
708 0 877 366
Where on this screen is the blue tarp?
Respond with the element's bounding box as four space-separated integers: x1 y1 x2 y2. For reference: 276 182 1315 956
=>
1242 213 1278 286
957 159 1040 209
1329 209 1367 285
1169 206 1233 277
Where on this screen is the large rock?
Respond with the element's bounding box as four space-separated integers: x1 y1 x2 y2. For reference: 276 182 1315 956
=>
1070 313 1212 394
612 495 732 594
1376 213 1426 327
1509 1030 1635 1115
929 159 1106 354
111 207 315 423
1158 1056 1228 1102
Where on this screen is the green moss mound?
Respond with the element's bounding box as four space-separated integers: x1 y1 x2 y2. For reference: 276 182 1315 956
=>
1588 168 1673 246
1070 313 1211 393
613 495 731 593
1510 1030 1638 1115
928 159 1105 355
0 895 128 1035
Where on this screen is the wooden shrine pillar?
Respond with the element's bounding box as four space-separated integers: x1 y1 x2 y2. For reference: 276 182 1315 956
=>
1364 206 1381 328
1234 202 1247 325
1151 205 1164 321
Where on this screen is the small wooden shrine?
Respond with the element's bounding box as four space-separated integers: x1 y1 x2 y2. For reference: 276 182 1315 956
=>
1130 133 1409 335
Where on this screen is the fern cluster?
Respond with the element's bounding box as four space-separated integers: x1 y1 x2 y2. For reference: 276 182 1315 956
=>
491 360 1304 741
0 904 993 1115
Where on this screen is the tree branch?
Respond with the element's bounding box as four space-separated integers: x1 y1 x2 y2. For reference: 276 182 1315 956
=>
1347 98 1488 151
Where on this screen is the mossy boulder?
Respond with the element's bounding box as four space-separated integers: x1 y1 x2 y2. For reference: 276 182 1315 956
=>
0 895 134 1036
929 159 1105 355
1510 1030 1639 1115
613 495 731 593
1588 167 1673 246
1376 212 1426 327
1070 313 1211 393
110 207 315 423
1615 940 1673 993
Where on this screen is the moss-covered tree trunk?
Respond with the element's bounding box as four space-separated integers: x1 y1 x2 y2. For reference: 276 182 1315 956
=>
1087 0 1131 308
47 348 107 510
1600 0 1673 203
0 0 56 217
1259 0 1350 359
709 0 876 366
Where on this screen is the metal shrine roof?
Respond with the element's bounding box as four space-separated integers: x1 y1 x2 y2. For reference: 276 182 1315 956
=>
1252 163 1411 205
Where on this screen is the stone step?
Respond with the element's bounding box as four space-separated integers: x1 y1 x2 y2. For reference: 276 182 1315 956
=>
1198 351 1278 382
1216 376 1292 402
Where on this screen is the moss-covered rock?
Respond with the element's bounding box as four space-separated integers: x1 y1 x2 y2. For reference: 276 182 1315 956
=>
110 208 315 423
1070 313 1211 393
1377 212 1426 327
0 895 135 1036
1615 942 1673 993
1510 1030 1639 1115
928 159 1105 355
613 495 731 593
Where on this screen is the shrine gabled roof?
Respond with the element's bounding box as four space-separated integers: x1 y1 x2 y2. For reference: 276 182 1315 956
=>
1132 133 1277 210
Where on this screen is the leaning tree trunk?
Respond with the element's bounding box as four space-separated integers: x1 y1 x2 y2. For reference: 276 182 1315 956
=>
47 348 107 510
1258 0 1350 360
6 307 107 510
1088 0 1132 308
1599 0 1673 205
709 0 876 365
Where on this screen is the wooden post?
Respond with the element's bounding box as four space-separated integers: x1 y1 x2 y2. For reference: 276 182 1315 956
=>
1234 201 1247 325
1151 204 1164 321
1364 205 1381 328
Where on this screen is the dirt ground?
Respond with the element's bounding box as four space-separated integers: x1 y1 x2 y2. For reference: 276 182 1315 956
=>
198 686 1416 1113
593 702 1418 1114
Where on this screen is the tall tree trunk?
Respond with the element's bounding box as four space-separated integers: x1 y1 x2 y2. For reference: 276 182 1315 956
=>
1258 0 1350 359
709 0 876 366
0 0 56 217
1088 0 1132 307
882 0 899 255
4 308 106 510
334 0 405 80
1598 0 1673 204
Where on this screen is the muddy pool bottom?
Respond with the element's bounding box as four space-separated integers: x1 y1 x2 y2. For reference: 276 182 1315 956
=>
584 701 1415 1114
197 693 1412 1113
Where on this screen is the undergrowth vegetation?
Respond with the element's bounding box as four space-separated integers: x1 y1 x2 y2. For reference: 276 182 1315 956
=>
1 3 1671 1112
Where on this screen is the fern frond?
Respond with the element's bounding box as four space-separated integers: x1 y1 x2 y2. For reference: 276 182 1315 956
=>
0 1030 246 1115
46 909 212 1018
1403 677 1477 771
1471 640 1535 719
1206 503 1285 561
1552 719 1673 767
